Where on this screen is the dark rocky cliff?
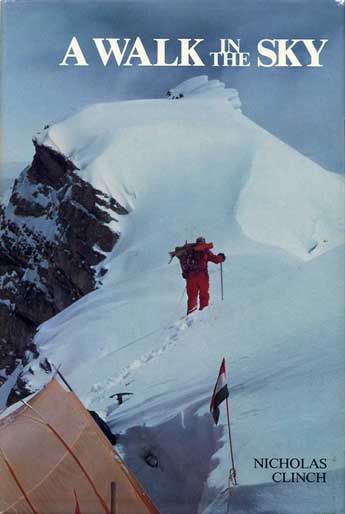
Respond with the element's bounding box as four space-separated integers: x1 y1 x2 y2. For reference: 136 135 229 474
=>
0 143 128 405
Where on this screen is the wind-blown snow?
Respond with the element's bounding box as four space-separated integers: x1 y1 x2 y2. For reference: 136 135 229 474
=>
167 75 242 110
8 77 345 514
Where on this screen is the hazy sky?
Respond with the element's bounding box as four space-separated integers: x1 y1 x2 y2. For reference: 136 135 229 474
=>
1 0 344 175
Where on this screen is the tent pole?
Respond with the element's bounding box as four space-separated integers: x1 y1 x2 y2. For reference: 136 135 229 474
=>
52 363 74 392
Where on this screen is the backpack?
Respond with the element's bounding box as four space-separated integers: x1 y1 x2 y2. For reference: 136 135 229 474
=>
169 242 213 275
180 245 200 274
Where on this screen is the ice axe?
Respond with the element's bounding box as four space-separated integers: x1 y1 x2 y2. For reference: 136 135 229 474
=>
109 392 133 405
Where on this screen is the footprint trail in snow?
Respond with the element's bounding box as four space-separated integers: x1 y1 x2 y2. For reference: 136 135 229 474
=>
87 314 196 413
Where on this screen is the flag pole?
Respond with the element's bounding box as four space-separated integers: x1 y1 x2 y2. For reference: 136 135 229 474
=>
225 396 237 485
224 359 237 486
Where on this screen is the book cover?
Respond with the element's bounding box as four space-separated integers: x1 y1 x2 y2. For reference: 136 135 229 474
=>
0 1 344 513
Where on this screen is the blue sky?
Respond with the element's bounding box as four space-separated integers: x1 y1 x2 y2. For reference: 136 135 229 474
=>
1 0 344 174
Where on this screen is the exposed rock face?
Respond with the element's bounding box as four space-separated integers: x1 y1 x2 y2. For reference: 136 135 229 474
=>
0 143 128 404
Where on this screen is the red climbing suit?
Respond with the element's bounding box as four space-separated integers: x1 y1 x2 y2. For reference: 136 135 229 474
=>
183 243 225 314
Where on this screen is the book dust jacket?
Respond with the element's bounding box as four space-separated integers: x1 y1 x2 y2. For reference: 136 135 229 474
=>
0 1 344 513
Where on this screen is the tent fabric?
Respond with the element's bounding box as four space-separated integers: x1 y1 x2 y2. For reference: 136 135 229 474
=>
0 378 160 514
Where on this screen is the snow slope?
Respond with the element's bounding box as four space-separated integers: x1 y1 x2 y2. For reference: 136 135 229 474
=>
9 77 345 513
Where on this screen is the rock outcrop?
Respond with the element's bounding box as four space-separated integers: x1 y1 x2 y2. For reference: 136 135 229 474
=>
0 142 128 404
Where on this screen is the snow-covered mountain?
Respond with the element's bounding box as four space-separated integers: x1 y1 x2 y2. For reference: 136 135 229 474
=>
0 143 128 401
0 77 344 514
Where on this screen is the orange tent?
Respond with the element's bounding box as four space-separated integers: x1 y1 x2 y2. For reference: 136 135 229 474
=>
0 378 160 514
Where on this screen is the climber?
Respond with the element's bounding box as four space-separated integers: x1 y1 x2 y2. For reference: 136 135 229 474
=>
169 237 225 315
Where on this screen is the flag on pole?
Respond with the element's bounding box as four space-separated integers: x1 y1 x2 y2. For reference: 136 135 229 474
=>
210 358 229 425
74 489 82 514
